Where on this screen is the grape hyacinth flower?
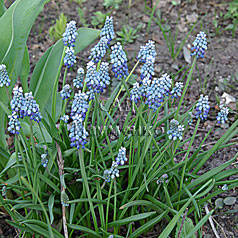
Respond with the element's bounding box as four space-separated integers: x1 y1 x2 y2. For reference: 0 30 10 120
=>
103 169 111 183
63 20 78 47
10 86 25 115
8 112 21 135
22 92 42 123
130 82 141 104
167 119 184 140
60 114 69 123
69 114 89 149
89 37 108 63
187 112 193 126
171 82 183 99
110 42 129 79
145 73 172 112
115 147 127 165
70 91 89 119
85 61 100 91
2 185 6 197
103 161 120 183
60 84 71 100
98 62 111 93
191 31 208 59
217 106 229 124
64 47 76 68
73 67 84 89
41 153 48 168
86 89 95 101
140 55 155 80
140 77 151 97
100 16 115 45
137 40 156 63
0 64 10 87
195 94 210 121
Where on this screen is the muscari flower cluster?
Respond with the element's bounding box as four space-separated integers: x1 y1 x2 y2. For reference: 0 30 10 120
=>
98 62 111 93
2 185 6 197
89 37 108 63
0 64 10 88
170 82 183 98
60 114 69 123
110 42 129 79
85 61 100 93
191 31 207 59
103 147 127 183
60 84 71 100
41 153 48 168
217 106 229 124
130 82 141 104
167 119 184 140
100 16 115 45
7 112 21 135
10 86 25 115
140 55 155 80
137 40 157 63
73 67 84 89
195 94 210 121
69 114 89 149
63 21 78 68
145 73 172 112
70 91 89 119
187 112 193 126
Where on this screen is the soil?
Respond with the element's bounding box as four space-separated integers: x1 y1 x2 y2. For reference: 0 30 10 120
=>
2 0 238 237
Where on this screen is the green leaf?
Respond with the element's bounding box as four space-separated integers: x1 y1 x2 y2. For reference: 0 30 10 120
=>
0 152 16 177
67 224 101 237
0 0 6 17
48 194 55 224
175 218 196 238
30 27 100 114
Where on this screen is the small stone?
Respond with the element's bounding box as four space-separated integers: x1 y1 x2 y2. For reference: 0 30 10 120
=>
186 12 198 23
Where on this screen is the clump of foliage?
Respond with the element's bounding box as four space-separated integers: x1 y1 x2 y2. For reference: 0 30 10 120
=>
103 0 122 9
224 0 238 36
0 2 237 238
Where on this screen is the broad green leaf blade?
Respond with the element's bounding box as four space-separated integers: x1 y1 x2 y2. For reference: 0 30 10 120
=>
0 152 16 177
30 28 100 114
175 218 196 238
48 194 55 224
67 224 101 237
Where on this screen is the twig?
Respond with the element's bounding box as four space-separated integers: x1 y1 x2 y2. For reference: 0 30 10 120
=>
56 143 68 238
178 208 188 238
212 216 227 238
204 204 220 238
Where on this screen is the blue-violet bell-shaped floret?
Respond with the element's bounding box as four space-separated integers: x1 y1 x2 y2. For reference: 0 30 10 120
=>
167 119 184 140
103 169 111 183
171 82 183 98
195 94 210 121
69 114 88 149
63 20 78 47
191 31 207 59
187 112 193 126
8 112 21 135
115 147 127 165
41 153 48 168
70 91 89 120
89 37 108 63
85 61 100 91
10 86 25 116
73 67 84 89
60 84 71 100
130 82 141 104
0 64 10 87
86 89 95 101
140 77 151 97
217 106 229 124
137 40 156 63
22 92 42 123
140 55 155 80
64 47 76 68
100 16 115 45
98 62 111 93
60 114 69 123
110 42 129 79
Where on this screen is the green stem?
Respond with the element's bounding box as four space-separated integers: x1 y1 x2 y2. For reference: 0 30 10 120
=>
175 57 197 119
113 179 117 234
78 149 98 231
62 67 68 87
105 180 113 232
52 46 66 122
5 87 10 103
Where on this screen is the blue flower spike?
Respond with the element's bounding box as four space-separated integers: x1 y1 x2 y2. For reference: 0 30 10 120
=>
60 84 72 100
85 61 100 91
100 16 115 45
116 147 127 165
41 153 48 168
0 64 10 88
110 42 129 79
217 106 229 124
195 94 210 121
10 86 25 115
70 91 89 120
140 55 155 80
98 62 111 93
63 20 78 47
191 31 208 59
89 37 108 63
60 114 69 123
64 47 76 68
69 114 89 149
140 77 151 97
130 82 141 104
137 40 156 63
167 119 184 141
73 67 84 89
8 112 21 135
171 82 183 99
